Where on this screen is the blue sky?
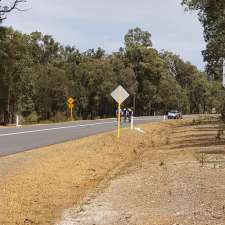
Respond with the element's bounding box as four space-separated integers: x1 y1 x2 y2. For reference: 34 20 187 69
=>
3 0 206 70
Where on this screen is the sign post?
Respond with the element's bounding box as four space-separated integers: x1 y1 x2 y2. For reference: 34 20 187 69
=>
111 85 129 138
67 97 75 121
70 107 73 121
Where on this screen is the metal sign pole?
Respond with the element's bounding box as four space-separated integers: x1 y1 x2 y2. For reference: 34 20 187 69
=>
70 107 73 121
111 85 130 139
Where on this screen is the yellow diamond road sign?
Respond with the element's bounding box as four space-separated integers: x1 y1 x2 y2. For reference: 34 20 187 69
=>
111 85 129 104
67 97 74 105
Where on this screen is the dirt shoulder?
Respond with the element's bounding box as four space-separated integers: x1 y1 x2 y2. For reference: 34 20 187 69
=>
58 120 225 225
0 120 178 225
1 119 224 225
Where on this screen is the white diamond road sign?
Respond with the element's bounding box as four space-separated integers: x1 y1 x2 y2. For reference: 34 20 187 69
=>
111 85 129 104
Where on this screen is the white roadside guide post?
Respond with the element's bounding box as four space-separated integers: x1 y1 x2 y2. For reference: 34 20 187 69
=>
111 85 130 138
131 113 134 130
16 115 22 127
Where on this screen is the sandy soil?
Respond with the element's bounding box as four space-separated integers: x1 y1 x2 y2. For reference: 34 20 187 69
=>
0 121 174 225
58 122 225 225
1 119 225 225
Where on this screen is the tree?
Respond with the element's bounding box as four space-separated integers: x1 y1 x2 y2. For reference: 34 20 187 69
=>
182 0 225 79
72 57 116 119
158 77 189 113
160 51 212 113
34 64 69 120
0 26 220 124
125 27 152 48
0 0 26 23
0 27 35 122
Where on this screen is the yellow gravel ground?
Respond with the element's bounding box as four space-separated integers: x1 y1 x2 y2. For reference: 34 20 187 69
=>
57 118 225 225
0 121 179 225
2 118 222 225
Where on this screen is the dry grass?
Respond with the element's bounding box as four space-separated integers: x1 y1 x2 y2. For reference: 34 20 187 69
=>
57 119 225 225
0 121 182 225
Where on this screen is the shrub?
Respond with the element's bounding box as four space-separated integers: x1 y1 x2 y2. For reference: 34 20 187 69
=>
24 111 39 124
51 112 67 122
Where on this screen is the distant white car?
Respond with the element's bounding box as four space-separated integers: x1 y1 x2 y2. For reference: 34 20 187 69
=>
168 110 182 119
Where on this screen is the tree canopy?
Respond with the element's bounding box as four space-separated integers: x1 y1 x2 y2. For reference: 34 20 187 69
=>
0 26 224 124
182 0 225 79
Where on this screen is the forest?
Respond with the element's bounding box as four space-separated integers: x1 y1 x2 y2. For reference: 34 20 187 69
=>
0 0 225 124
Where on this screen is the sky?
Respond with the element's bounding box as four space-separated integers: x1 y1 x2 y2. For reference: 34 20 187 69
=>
3 0 206 70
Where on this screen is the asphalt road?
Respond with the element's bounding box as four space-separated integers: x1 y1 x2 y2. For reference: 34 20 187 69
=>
0 116 170 157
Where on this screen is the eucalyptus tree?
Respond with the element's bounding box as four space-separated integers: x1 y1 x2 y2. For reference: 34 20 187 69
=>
182 0 225 79
0 0 26 23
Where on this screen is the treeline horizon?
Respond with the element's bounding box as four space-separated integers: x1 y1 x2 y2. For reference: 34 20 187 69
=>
0 26 224 124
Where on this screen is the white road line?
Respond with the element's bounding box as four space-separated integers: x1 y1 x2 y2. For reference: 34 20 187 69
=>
134 117 163 121
0 121 116 137
0 117 161 138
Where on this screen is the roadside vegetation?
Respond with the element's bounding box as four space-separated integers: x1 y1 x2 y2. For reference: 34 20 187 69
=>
1 23 225 124
182 0 225 80
182 0 225 117
1 0 224 124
